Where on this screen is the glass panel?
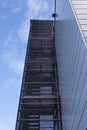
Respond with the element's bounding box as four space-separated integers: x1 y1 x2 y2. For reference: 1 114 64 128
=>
79 19 87 24
81 25 87 30
83 31 87 37
77 15 87 19
72 1 87 5
74 4 87 9
85 38 87 42
40 86 52 95
40 115 54 130
75 9 87 14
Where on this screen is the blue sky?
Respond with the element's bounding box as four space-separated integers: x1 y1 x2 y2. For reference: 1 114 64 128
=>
0 0 54 130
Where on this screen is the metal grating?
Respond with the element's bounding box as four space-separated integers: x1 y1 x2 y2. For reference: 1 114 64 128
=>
15 20 62 130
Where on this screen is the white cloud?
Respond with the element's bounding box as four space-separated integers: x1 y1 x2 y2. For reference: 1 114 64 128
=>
2 31 24 76
0 119 15 130
0 15 6 20
9 59 24 76
0 124 7 130
4 54 24 76
18 19 30 43
2 51 24 76
3 31 13 47
41 1 49 12
1 0 54 76
6 77 21 89
0 0 7 8
12 7 22 13
18 0 50 43
27 0 49 18
27 0 42 17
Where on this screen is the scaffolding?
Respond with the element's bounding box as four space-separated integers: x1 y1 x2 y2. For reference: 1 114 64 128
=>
15 20 62 130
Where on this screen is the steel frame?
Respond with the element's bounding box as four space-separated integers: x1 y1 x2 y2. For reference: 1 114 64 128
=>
15 20 62 130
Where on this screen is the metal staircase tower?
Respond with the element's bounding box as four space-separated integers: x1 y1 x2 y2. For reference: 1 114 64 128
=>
15 20 62 130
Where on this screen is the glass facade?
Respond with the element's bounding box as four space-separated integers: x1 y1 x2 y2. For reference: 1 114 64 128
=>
55 0 87 130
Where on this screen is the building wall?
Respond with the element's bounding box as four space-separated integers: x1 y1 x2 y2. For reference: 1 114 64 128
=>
55 0 87 130
71 0 87 43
